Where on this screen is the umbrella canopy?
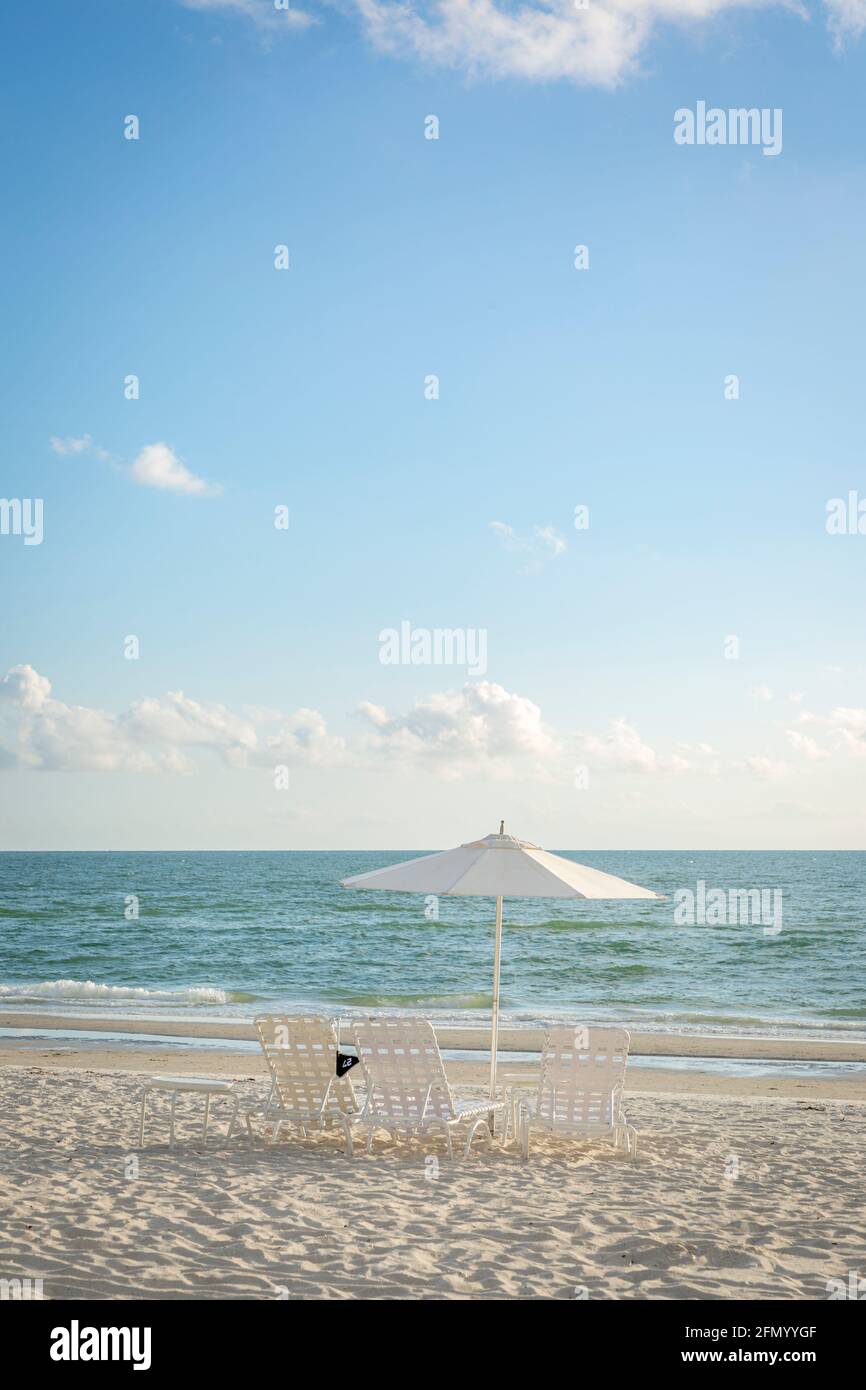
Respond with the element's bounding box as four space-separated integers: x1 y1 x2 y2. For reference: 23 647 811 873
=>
341 824 663 1097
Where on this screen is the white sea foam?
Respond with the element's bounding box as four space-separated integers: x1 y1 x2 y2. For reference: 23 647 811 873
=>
0 980 230 1006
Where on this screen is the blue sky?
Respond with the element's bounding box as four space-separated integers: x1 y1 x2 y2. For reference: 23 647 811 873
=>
1 0 865 849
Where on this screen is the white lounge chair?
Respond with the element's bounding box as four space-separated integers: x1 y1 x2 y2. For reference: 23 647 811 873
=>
516 1025 637 1161
351 1017 507 1158
240 1014 359 1155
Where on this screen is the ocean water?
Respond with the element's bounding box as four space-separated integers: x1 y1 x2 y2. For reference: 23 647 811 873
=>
0 851 864 1039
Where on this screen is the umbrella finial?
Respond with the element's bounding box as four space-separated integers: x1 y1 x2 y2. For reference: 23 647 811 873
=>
499 819 505 835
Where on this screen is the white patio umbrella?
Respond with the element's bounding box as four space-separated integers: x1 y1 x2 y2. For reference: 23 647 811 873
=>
341 823 663 1099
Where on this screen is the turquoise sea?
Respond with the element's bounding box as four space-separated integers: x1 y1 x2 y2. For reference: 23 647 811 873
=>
0 851 864 1038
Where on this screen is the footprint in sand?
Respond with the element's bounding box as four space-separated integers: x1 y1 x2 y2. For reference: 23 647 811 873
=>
599 1236 762 1271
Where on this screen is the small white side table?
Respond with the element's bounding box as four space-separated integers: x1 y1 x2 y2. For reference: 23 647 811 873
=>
138 1075 240 1149
497 1073 539 1146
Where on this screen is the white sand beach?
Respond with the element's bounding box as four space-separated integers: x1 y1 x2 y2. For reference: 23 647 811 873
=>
1 1027 864 1300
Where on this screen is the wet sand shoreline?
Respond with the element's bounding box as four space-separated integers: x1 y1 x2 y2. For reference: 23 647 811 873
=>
3 1010 865 1061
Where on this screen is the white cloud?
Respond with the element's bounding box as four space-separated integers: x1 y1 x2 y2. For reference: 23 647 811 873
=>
49 433 110 462
489 522 515 546
776 705 866 758
49 434 221 497
350 0 808 88
490 520 567 572
750 684 774 702
580 717 697 774
830 706 866 733
577 720 725 775
126 691 258 767
5 667 855 789
580 717 660 773
828 706 866 755
533 525 567 557
785 729 828 760
0 666 342 773
743 754 788 778
1 666 160 773
50 434 94 455
824 0 866 47
675 740 720 773
357 680 559 777
179 0 314 29
266 709 348 766
173 0 860 84
1 668 553 780
0 664 52 712
130 443 221 497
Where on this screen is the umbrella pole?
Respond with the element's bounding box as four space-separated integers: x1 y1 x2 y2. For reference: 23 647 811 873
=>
489 894 503 1102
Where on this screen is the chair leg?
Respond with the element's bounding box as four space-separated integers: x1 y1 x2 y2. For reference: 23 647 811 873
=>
340 1115 354 1158
505 1095 517 1150
138 1089 148 1148
463 1118 492 1157
227 1095 240 1142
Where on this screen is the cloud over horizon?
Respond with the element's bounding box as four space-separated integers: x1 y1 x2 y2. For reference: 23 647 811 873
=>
0 667 555 778
358 680 561 777
4 666 852 788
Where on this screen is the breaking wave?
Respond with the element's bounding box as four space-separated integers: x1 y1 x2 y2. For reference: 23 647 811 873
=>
0 980 249 1007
